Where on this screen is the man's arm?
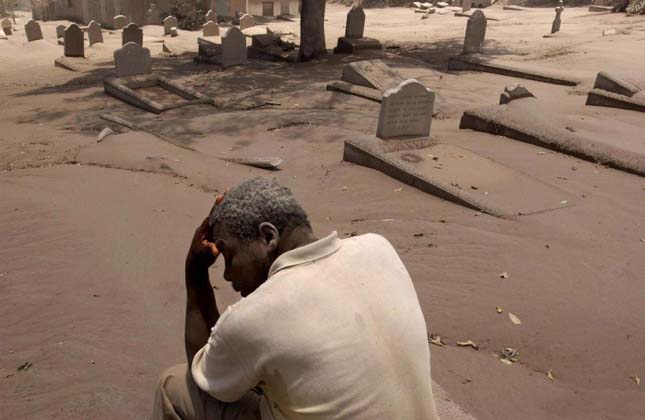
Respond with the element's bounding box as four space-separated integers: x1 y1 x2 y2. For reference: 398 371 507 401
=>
184 210 221 367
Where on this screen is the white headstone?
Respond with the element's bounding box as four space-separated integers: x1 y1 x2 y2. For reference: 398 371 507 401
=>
206 9 217 22
88 20 103 46
64 23 84 57
114 42 152 77
114 15 129 30
462 0 472 12
122 23 143 46
56 24 66 38
202 21 219 37
164 16 178 35
24 19 43 42
376 79 435 140
345 6 365 39
222 26 247 68
463 10 486 54
239 14 254 30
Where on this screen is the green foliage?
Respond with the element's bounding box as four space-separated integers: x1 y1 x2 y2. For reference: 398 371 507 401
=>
169 0 208 30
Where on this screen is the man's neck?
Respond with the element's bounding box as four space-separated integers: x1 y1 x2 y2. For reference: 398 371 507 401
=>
277 225 318 256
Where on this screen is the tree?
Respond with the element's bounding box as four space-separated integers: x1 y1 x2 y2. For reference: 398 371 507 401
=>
298 0 326 61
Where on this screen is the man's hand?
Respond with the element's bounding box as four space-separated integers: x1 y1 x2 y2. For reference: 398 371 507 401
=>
187 194 224 269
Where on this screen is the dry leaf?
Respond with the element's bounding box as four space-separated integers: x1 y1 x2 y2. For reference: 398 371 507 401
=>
394 188 403 192
508 312 522 325
496 306 503 314
500 272 509 279
428 335 445 347
456 340 479 350
500 358 513 365
547 370 554 381
630 375 641 386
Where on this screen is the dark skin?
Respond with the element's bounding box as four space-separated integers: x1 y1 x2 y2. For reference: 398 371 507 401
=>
184 194 318 366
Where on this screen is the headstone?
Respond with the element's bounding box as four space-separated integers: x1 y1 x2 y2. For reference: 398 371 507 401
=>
88 20 103 46
222 26 247 67
239 14 254 30
376 79 435 140
146 4 162 25
2 18 12 36
164 16 177 35
56 24 65 38
463 10 486 54
202 21 219 37
64 23 84 57
462 0 472 12
114 41 152 77
24 19 43 42
551 7 563 34
499 84 535 104
122 23 143 46
206 9 217 22
114 15 129 30
345 6 365 39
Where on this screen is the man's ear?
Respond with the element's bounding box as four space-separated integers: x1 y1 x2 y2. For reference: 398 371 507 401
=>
258 222 279 253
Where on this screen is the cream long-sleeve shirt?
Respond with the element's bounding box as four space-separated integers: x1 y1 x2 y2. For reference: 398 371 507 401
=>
192 232 439 420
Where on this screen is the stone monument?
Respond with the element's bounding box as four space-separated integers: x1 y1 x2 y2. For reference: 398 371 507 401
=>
88 20 103 46
114 15 129 30
206 10 217 22
56 24 65 38
24 20 43 42
239 14 254 30
376 79 435 140
551 6 563 34
463 10 486 54
334 6 382 54
164 16 178 36
203 21 219 37
64 23 84 57
462 0 472 12
114 42 152 77
122 23 143 46
222 26 247 67
1 18 11 36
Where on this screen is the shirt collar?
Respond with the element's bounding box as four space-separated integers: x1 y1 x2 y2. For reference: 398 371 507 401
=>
268 231 341 278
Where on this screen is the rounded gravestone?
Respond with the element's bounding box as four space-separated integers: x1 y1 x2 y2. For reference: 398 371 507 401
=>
24 19 43 42
202 21 219 37
206 10 217 22
163 16 177 35
114 15 129 30
222 26 247 68
376 79 435 140
114 42 152 77
122 23 143 46
64 23 84 57
56 24 66 38
88 20 103 46
239 14 254 30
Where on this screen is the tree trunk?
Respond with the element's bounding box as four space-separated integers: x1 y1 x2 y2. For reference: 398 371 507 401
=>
298 0 326 61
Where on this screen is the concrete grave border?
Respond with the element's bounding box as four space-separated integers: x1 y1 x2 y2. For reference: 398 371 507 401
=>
586 89 645 113
104 73 215 114
448 54 581 86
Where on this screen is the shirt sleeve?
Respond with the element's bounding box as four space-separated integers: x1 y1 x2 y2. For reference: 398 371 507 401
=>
191 307 259 402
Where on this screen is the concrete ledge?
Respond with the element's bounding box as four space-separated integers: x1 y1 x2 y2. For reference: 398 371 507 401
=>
326 80 382 102
586 88 645 113
448 55 581 86
344 135 575 217
333 36 383 54
460 101 645 177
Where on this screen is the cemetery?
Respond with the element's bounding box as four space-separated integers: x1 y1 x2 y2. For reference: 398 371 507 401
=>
1 2 644 420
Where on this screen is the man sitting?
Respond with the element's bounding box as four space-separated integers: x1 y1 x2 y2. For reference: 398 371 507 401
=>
153 177 439 420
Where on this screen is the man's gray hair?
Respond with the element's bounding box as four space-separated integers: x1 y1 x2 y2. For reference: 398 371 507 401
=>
209 177 310 240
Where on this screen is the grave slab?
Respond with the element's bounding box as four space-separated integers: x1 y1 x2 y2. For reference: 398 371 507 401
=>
592 71 641 97
586 89 645 113
334 37 382 54
344 137 574 217
54 56 81 72
448 54 581 86
104 73 216 114
326 81 382 102
341 59 404 92
460 99 645 176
